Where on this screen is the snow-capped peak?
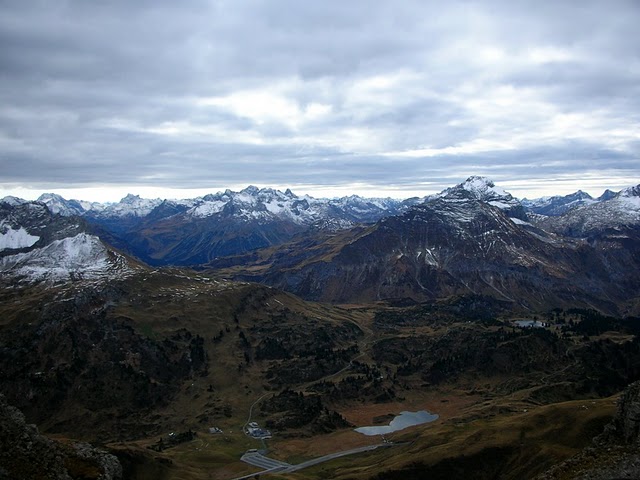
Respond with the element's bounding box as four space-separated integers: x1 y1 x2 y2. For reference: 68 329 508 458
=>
37 193 83 216
0 196 27 206
619 185 640 198
597 189 617 202
241 185 260 194
460 176 508 198
437 176 520 212
438 176 509 200
38 192 67 203
521 190 597 216
36 193 108 216
610 184 640 213
0 232 133 283
571 190 593 200
121 193 142 203
93 194 163 218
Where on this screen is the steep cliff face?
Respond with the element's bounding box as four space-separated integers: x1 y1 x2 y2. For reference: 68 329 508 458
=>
597 381 640 447
537 381 640 480
0 394 122 480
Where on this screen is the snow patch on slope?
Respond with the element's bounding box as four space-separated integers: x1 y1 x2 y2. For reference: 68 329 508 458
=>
90 194 163 218
190 200 227 217
0 225 40 251
0 233 126 282
618 186 640 209
0 196 27 206
510 217 531 226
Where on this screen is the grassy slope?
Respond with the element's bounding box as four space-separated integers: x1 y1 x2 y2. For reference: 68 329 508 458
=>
277 396 617 480
115 393 615 480
0 270 632 480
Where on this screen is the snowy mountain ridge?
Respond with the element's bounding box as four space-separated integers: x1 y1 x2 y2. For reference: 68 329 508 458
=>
1 186 411 227
2 176 639 230
4 187 407 225
1 176 639 281
37 193 106 216
0 196 28 207
537 183 640 236
522 190 598 216
0 176 633 225
0 200 137 283
0 232 134 283
437 176 519 208
182 186 410 226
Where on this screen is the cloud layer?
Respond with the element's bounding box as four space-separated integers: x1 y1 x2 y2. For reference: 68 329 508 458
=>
1 0 639 200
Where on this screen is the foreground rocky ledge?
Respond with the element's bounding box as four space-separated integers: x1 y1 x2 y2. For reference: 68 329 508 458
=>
537 381 640 480
0 394 122 480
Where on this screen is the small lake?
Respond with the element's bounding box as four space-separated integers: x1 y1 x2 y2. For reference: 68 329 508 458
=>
354 410 439 436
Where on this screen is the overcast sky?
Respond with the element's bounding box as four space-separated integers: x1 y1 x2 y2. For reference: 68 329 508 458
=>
1 0 639 202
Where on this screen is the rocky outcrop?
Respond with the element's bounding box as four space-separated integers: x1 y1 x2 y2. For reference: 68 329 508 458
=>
596 380 640 447
537 381 640 480
0 394 122 480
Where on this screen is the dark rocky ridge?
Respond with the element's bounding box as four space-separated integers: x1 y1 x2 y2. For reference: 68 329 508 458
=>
221 196 640 314
0 394 122 480
598 381 640 447
537 381 640 479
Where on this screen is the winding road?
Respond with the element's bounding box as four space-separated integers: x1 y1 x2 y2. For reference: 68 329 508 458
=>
232 443 398 479
232 319 390 479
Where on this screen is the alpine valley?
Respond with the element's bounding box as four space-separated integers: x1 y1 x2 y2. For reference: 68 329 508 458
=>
2 176 640 480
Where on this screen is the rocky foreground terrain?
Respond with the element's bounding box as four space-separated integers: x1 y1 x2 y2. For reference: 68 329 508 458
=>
0 394 122 480
537 381 640 480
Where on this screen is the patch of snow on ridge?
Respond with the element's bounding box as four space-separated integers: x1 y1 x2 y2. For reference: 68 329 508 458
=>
462 176 507 198
488 201 512 209
190 200 226 217
97 194 162 218
616 186 640 211
264 199 285 214
436 177 520 212
618 195 640 210
235 192 258 205
0 233 120 281
0 196 27 206
0 226 40 251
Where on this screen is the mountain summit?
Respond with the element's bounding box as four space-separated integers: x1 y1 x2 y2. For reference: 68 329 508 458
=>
437 176 526 220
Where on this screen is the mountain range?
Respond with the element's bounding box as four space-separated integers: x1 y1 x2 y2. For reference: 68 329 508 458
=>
2 176 640 314
2 175 640 479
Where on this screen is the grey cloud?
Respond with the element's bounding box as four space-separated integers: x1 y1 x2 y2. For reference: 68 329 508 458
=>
0 0 638 198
